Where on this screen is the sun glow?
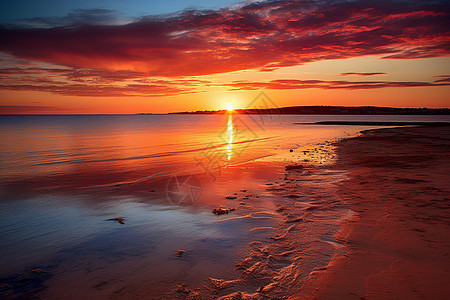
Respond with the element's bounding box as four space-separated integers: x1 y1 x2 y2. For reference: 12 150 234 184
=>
226 103 234 111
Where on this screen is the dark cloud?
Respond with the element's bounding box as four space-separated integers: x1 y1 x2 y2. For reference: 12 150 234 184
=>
0 0 449 96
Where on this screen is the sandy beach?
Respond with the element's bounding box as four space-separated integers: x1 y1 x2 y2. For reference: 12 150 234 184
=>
294 125 450 299
255 124 450 300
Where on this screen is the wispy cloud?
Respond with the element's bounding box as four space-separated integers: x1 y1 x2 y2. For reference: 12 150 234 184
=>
223 79 450 90
0 67 210 96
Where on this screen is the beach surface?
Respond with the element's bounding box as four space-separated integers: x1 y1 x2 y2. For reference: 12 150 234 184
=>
293 125 450 299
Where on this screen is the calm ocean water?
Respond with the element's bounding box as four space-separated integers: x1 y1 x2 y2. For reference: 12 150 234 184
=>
1 114 449 298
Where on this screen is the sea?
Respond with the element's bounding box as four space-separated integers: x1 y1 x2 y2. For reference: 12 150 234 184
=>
1 114 449 298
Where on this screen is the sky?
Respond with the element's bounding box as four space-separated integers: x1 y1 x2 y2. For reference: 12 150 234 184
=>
0 0 449 114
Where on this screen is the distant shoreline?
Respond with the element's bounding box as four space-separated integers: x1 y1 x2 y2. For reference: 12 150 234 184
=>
167 106 450 115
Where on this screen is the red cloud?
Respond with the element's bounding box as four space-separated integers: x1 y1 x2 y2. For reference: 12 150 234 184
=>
0 0 449 96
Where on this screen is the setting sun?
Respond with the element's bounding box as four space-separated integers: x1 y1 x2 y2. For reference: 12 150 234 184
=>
226 103 234 111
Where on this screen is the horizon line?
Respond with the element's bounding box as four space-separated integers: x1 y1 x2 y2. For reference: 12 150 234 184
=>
2 105 450 116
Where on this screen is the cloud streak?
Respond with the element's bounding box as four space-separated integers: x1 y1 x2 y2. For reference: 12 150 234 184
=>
224 79 450 90
340 72 387 76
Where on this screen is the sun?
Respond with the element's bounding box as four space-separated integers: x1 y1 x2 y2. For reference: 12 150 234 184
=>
226 103 234 111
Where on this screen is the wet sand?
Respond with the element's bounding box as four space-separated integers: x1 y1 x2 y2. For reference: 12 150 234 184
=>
294 125 450 299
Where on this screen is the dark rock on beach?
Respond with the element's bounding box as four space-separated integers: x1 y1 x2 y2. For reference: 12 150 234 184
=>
212 206 235 216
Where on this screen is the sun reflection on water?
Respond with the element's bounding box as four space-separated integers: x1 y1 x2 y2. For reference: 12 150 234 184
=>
226 113 233 161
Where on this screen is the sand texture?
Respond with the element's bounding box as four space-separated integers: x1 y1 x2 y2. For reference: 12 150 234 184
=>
295 125 450 299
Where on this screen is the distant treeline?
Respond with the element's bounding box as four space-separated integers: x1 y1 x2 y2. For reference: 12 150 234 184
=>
168 106 450 115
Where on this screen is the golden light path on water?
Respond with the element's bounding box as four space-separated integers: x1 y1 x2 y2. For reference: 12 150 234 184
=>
227 113 233 161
